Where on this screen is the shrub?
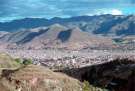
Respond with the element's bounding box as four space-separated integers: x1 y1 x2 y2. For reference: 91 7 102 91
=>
23 59 32 65
15 58 22 64
83 80 91 91
82 80 109 91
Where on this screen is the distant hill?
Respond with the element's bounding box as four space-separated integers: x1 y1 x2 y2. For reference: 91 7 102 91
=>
0 24 113 50
0 15 135 36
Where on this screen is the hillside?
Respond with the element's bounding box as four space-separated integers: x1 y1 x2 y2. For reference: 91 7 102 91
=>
0 24 113 50
0 53 20 69
0 53 82 91
61 58 135 91
0 65 82 91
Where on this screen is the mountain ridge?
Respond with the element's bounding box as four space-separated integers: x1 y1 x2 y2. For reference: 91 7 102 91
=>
0 24 114 50
0 14 135 36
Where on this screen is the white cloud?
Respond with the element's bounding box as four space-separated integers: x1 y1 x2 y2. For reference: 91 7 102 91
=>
86 9 123 15
111 9 123 15
102 9 123 15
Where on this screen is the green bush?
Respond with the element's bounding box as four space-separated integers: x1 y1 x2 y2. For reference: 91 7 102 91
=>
83 81 109 91
23 59 32 65
83 80 91 91
14 58 22 64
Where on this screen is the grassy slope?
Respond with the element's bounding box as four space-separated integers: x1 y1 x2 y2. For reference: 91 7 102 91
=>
0 64 82 91
0 53 20 68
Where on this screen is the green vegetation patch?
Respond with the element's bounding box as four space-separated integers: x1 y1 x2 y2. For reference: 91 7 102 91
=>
83 81 109 91
0 53 21 68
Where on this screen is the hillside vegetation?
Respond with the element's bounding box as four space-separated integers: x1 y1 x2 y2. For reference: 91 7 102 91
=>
0 53 20 69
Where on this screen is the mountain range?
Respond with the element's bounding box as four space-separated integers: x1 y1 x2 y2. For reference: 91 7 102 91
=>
0 14 134 50
0 14 135 36
0 24 113 50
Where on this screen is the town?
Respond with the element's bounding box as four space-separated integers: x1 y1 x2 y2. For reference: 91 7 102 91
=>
1 49 134 69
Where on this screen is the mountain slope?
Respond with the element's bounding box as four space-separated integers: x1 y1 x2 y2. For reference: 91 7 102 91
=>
0 24 113 50
21 24 113 50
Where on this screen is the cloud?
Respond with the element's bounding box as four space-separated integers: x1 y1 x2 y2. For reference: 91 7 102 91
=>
86 9 123 16
111 9 123 15
0 0 135 21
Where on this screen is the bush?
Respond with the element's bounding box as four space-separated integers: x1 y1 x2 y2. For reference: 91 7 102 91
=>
83 80 91 91
23 59 32 65
14 58 22 64
83 80 109 91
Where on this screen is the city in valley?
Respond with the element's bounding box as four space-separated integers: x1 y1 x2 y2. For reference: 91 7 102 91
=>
0 49 135 69
0 0 135 91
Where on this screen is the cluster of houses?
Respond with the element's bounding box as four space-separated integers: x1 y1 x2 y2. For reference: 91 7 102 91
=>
0 49 135 69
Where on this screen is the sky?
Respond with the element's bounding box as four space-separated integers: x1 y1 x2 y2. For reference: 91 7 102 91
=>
0 0 135 22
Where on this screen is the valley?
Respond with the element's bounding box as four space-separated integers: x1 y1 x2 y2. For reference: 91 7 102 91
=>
0 15 134 91
1 0 135 90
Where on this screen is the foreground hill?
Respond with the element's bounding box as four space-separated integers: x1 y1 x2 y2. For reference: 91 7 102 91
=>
0 65 82 91
0 53 109 91
0 15 135 36
0 54 82 91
